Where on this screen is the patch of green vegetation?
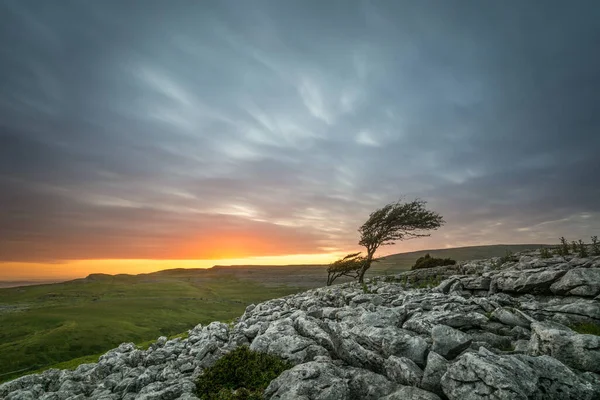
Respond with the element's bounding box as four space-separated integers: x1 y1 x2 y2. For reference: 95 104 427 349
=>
413 275 443 289
0 275 301 383
557 237 570 256
539 247 552 259
570 323 600 336
361 282 372 294
498 343 516 352
577 239 588 258
411 253 456 270
195 346 292 399
592 236 600 256
33 353 102 374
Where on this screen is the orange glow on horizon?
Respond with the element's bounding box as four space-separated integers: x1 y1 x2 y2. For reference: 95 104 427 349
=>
0 253 347 281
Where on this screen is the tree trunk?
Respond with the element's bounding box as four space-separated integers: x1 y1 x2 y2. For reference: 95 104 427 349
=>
358 251 374 283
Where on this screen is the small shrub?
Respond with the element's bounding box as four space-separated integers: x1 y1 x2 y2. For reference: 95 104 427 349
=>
361 282 371 294
571 241 579 254
591 236 600 256
195 346 292 399
577 239 588 258
559 237 570 256
414 275 443 288
539 247 552 259
411 253 457 270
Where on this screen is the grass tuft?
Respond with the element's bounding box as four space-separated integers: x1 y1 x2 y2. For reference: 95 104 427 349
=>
570 323 600 336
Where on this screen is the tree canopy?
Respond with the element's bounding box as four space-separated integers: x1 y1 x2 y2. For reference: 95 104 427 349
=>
356 198 445 282
326 252 365 286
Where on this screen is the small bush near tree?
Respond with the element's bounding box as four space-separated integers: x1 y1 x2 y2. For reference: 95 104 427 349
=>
591 236 599 256
195 346 292 400
558 237 570 256
411 253 457 270
577 239 588 258
571 241 579 254
539 247 552 259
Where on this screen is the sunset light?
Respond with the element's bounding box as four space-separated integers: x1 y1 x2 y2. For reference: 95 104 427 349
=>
0 253 346 281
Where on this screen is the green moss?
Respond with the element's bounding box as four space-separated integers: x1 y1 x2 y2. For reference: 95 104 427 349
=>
570 323 600 336
196 346 292 399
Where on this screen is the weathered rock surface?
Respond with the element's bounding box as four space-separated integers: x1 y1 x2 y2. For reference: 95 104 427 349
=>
528 321 600 373
1 250 599 400
431 324 472 359
441 347 598 400
550 268 600 297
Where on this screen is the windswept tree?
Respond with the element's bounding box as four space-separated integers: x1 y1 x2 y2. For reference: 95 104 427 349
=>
326 252 364 286
357 198 445 283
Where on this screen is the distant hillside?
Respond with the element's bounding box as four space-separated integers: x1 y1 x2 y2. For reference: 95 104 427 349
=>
70 244 544 288
0 280 65 289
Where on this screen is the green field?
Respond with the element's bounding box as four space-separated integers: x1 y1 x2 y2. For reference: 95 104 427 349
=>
0 274 301 382
0 244 541 382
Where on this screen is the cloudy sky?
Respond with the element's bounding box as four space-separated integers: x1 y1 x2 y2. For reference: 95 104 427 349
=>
1 0 599 279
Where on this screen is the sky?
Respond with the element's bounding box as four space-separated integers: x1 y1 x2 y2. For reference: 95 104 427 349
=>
1 0 599 280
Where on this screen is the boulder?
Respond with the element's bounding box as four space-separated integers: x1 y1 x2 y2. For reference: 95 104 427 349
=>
384 356 423 386
492 267 567 294
381 386 442 400
420 351 448 397
441 348 596 400
528 321 600 373
550 268 600 297
431 324 472 359
263 361 351 400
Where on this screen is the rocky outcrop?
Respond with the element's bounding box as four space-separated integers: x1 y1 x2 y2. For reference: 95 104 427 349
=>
1 251 599 399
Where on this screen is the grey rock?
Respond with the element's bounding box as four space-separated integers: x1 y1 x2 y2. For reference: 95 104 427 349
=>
350 294 384 306
384 355 423 386
264 361 350 400
343 368 397 400
441 348 597 400
381 386 442 400
469 331 512 351
490 307 533 328
404 311 488 335
528 321 600 373
420 351 448 397
492 267 568 294
550 268 600 297
382 333 429 367
250 318 328 364
431 324 472 360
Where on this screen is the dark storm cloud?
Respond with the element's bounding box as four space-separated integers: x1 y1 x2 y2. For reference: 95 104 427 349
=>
1 0 599 263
